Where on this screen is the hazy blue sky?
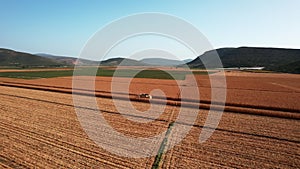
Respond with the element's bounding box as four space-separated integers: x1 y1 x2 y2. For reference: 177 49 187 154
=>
0 0 299 60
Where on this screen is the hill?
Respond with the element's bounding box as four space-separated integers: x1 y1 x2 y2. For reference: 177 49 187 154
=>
187 47 300 73
183 59 193 63
36 53 76 65
36 53 99 66
0 49 146 67
140 58 185 66
0 48 63 67
2 47 299 73
37 54 147 66
100 57 148 66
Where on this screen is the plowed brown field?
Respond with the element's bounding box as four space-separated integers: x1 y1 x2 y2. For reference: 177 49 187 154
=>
0 71 299 168
0 71 299 110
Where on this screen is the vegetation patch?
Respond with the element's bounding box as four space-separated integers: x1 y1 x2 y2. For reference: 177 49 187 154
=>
152 122 174 169
0 70 74 79
0 68 191 80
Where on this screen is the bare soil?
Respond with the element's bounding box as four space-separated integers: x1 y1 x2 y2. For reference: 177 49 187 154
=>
0 71 299 168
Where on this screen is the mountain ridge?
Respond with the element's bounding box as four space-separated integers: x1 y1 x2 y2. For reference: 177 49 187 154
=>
1 47 299 73
140 58 186 66
0 48 63 67
36 53 99 65
187 47 300 73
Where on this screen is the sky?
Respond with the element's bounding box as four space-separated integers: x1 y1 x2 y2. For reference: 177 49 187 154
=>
0 0 299 60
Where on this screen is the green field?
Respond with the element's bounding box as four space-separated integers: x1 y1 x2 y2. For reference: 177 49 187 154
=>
0 68 176 80
0 70 74 79
0 67 213 80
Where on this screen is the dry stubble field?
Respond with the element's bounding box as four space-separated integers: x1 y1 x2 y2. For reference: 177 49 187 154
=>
0 71 300 168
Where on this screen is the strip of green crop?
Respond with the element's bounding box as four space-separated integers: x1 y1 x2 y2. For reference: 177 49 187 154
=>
0 68 190 80
151 122 175 169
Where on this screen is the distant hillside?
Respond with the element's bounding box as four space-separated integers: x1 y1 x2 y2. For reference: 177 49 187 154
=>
2 47 299 73
36 53 99 66
183 59 193 63
0 48 63 67
140 58 185 66
100 57 148 66
0 49 146 67
187 47 300 73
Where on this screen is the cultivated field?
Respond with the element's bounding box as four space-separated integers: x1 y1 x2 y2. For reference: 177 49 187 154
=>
0 70 299 168
0 70 299 110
